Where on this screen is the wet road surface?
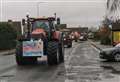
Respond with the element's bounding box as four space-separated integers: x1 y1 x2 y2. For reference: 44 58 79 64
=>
65 41 120 82
0 41 120 82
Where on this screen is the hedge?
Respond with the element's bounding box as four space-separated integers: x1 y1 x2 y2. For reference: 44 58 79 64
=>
0 22 17 50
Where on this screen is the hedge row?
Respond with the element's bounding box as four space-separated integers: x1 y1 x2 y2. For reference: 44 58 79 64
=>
0 22 17 50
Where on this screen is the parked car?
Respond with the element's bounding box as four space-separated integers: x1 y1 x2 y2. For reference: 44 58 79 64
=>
63 34 72 48
99 43 120 61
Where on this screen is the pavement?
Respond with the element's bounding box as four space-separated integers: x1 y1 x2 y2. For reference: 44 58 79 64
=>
0 41 120 82
0 49 15 56
65 41 120 82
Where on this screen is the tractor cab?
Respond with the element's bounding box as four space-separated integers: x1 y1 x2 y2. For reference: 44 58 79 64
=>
30 17 55 31
22 17 56 40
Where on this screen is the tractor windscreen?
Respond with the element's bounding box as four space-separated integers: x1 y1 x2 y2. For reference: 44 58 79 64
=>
32 21 49 31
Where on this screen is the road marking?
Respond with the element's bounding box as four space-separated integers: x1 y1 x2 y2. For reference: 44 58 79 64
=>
65 43 81 77
65 79 75 82
84 53 90 59
66 72 77 76
83 47 91 59
65 43 81 66
72 65 101 69
91 44 100 53
88 40 102 52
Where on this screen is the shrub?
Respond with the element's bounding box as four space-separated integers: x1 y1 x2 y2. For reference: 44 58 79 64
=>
93 32 100 41
0 22 17 50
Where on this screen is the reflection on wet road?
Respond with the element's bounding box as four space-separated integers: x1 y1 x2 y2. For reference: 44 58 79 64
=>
0 56 65 82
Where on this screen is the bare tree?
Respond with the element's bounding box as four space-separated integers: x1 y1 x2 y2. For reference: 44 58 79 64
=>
107 0 120 13
106 0 120 21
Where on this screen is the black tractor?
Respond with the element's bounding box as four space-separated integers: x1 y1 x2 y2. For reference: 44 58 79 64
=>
16 15 64 65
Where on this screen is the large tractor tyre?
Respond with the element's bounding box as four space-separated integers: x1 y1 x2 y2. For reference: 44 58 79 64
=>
59 43 64 63
47 41 59 65
16 46 37 65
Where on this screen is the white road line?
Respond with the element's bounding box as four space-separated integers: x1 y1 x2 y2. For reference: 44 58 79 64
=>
65 43 80 66
65 79 75 82
65 43 81 75
91 44 100 53
72 65 101 69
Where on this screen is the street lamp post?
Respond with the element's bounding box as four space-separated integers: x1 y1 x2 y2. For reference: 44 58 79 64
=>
37 3 39 17
37 2 45 17
54 13 56 20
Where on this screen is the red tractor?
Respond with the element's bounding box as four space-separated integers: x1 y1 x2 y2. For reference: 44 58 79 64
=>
16 15 64 65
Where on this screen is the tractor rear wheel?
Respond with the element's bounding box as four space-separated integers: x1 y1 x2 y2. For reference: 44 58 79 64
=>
47 41 59 65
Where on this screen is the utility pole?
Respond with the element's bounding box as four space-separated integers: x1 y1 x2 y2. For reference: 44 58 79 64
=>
37 3 39 17
54 13 56 20
37 2 45 17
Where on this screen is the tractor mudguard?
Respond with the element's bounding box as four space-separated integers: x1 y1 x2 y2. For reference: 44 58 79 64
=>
52 31 61 41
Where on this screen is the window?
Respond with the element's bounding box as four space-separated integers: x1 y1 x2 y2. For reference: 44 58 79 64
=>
32 21 49 31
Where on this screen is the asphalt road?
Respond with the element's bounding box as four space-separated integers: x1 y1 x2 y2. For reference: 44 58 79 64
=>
0 41 120 82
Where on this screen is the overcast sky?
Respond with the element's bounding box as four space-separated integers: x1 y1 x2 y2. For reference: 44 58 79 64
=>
0 0 107 27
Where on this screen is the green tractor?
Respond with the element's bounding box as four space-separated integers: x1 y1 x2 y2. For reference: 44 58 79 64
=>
16 15 64 65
